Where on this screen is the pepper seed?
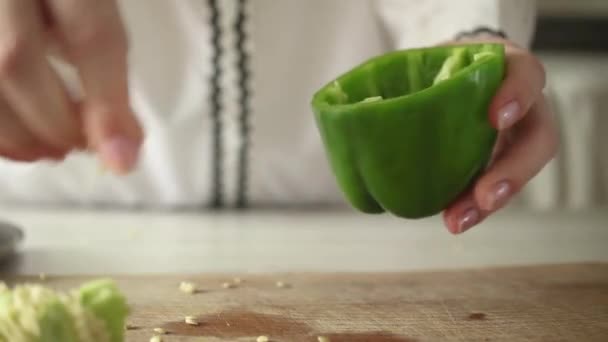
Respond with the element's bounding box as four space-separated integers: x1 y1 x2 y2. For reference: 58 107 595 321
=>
222 282 236 289
275 281 290 289
153 328 167 334
179 281 197 294
185 315 199 326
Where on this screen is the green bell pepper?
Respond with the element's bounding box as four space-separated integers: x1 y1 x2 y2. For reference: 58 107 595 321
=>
311 43 506 219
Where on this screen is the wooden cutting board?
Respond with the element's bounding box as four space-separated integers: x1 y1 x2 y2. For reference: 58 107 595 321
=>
5 263 608 342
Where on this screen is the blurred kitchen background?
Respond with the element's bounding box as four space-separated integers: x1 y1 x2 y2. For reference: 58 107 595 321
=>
1 0 607 276
518 0 608 211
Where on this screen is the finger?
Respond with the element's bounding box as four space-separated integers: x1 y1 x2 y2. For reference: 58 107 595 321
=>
47 0 143 174
474 97 558 212
0 143 67 162
489 45 546 130
487 131 511 166
0 96 67 161
441 132 511 234
443 191 489 235
0 0 83 150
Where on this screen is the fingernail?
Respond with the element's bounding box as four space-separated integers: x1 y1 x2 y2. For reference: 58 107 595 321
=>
497 101 520 129
457 208 479 234
484 180 512 211
98 136 139 174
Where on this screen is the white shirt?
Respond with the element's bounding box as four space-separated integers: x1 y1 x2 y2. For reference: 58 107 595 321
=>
0 0 536 209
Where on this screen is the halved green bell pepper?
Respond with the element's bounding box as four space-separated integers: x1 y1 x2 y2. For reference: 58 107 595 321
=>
311 43 505 219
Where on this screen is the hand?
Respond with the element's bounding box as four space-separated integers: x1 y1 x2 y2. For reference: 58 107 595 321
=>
0 0 142 173
442 37 559 234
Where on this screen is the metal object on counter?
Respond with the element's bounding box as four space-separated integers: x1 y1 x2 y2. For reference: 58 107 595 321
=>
0 220 24 262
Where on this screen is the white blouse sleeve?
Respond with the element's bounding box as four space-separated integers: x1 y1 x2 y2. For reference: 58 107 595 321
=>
375 0 537 49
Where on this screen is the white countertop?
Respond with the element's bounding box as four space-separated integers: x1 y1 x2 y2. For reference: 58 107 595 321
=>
1 206 607 275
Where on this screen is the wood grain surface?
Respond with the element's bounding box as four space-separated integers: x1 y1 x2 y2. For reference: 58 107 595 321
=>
4 263 608 342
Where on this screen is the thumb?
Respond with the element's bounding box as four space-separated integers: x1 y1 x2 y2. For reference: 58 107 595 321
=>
78 53 143 174
47 53 143 170
47 0 143 174
84 99 143 174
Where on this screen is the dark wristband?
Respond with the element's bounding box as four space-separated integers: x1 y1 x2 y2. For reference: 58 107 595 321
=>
455 26 508 41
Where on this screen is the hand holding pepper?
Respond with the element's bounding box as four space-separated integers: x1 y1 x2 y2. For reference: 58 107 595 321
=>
441 37 559 234
313 39 558 231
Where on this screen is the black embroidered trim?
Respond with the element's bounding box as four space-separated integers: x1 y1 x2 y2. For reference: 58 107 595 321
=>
234 0 251 209
208 0 224 208
455 26 507 41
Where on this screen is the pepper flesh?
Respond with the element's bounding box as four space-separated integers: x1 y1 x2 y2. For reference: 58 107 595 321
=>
0 279 129 342
311 43 505 219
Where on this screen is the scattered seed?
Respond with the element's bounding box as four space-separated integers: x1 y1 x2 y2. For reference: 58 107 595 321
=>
222 282 235 289
39 273 47 281
150 336 163 342
233 277 243 284
179 281 197 294
275 281 290 288
318 336 331 342
185 315 199 326
153 328 167 334
256 336 269 342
